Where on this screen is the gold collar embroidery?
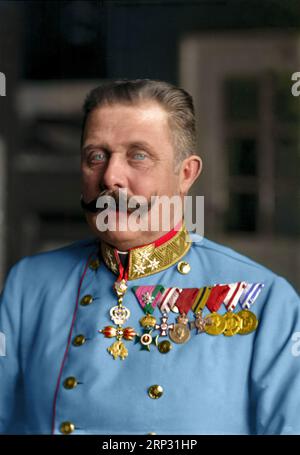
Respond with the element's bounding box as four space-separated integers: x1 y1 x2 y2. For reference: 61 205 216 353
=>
100 224 191 280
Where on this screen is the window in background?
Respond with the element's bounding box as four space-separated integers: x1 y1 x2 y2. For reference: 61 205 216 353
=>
180 33 300 291
223 72 300 236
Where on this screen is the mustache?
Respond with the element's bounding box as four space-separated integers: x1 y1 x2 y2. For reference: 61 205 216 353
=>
80 189 154 214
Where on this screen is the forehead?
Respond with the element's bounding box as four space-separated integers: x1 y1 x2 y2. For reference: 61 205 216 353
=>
82 101 172 146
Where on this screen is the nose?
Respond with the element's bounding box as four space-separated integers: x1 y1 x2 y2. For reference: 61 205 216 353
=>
101 154 128 191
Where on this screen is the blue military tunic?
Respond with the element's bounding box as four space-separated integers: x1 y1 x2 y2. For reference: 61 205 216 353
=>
0 226 300 435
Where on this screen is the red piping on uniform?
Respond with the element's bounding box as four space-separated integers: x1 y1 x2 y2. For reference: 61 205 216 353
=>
51 249 96 434
128 219 182 250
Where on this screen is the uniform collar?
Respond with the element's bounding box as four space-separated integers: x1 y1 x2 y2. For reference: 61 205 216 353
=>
100 221 191 280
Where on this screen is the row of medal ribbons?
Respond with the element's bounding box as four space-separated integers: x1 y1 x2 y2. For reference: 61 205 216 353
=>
132 282 264 338
98 281 264 360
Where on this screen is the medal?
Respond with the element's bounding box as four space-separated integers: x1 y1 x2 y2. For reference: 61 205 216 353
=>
169 312 191 344
99 278 135 360
204 312 226 335
108 341 129 360
190 311 212 334
135 312 159 351
100 326 136 340
110 305 130 325
155 313 174 336
114 279 128 296
135 329 159 351
139 313 157 329
238 309 258 334
236 282 263 335
112 279 131 325
189 287 213 334
99 326 136 360
223 312 242 336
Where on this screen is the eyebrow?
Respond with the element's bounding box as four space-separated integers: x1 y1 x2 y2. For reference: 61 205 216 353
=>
82 141 155 155
81 143 109 155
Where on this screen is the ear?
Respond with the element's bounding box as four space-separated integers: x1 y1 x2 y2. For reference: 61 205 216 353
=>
178 155 202 195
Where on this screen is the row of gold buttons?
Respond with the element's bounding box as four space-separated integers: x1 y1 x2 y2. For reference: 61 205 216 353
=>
59 260 99 434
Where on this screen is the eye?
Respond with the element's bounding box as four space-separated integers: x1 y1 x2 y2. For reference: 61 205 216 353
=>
132 151 146 160
90 151 107 163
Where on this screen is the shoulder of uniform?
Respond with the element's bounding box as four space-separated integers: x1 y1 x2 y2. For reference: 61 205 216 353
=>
22 236 97 261
4 237 99 283
186 233 300 309
188 233 276 277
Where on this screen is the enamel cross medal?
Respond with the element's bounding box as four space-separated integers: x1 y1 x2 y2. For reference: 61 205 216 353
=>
99 279 136 360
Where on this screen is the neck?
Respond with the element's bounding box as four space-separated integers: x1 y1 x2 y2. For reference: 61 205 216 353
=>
99 220 183 252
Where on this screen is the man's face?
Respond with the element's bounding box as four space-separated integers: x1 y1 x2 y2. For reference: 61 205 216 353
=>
81 101 183 249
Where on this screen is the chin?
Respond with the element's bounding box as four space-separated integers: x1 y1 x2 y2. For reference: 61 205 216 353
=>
86 212 147 249
97 229 140 249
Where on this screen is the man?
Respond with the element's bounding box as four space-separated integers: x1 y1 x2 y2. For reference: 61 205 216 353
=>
0 79 300 435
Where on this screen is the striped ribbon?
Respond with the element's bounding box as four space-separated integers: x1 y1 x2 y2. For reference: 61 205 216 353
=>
159 287 182 313
239 282 265 309
192 286 213 314
223 282 247 312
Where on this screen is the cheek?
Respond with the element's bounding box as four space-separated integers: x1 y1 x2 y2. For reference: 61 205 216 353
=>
85 213 98 232
131 168 178 193
157 172 180 194
81 167 101 190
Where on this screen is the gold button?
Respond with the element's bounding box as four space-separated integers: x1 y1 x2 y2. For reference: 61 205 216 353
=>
80 294 93 306
148 384 164 399
177 261 191 274
63 377 78 390
89 258 100 271
158 340 172 354
60 421 75 434
72 334 86 346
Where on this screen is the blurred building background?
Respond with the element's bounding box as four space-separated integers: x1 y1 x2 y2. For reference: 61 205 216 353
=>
0 0 299 292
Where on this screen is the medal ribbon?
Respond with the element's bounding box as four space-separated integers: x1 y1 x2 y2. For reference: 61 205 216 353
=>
224 282 247 311
239 282 264 309
205 284 231 312
159 287 182 313
132 285 165 314
192 286 213 314
175 288 203 315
